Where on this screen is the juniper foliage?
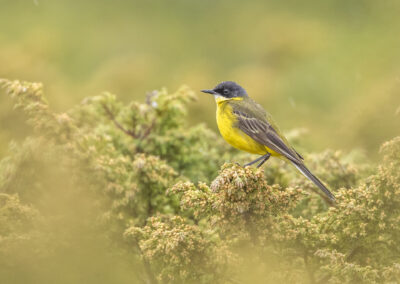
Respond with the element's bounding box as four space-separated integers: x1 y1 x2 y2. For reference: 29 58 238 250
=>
0 79 399 284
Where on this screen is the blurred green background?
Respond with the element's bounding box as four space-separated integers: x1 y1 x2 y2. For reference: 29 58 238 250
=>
1 0 400 158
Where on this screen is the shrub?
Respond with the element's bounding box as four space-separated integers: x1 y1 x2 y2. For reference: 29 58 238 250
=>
1 78 399 284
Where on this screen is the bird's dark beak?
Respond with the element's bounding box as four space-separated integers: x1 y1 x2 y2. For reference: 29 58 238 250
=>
201 89 217 95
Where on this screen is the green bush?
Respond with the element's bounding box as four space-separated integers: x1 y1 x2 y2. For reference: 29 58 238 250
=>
0 79 399 283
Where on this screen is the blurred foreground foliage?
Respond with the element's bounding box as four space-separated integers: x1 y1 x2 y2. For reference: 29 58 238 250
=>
0 79 399 284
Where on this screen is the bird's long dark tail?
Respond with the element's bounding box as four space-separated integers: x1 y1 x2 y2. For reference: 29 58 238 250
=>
292 162 336 203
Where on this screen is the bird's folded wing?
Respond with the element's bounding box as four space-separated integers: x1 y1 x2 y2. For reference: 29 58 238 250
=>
233 110 302 164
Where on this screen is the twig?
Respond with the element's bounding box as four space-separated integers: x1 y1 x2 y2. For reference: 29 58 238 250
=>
140 118 156 139
102 103 155 141
101 103 139 139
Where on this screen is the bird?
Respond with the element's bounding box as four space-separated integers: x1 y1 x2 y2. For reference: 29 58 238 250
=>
201 81 335 203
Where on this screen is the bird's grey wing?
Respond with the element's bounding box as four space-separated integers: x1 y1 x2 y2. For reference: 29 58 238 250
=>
233 109 302 164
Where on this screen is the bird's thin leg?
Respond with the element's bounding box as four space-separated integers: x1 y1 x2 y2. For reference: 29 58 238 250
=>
244 153 270 167
256 152 271 168
243 155 265 167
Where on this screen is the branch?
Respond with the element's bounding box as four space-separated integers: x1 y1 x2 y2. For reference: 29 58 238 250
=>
140 118 156 139
102 103 155 141
101 103 139 139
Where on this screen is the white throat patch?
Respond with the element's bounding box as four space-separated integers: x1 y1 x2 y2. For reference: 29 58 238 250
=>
214 95 230 103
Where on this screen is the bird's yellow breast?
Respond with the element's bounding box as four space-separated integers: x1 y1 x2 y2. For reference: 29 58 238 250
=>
216 98 268 155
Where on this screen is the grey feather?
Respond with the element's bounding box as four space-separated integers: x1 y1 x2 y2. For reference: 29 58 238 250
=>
229 97 335 202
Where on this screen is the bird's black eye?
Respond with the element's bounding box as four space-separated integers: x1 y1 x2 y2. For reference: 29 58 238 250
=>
223 89 230 96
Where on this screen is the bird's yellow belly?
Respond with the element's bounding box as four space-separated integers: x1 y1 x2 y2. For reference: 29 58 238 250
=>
216 104 268 155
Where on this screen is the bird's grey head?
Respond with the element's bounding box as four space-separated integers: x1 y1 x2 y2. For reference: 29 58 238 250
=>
201 81 248 99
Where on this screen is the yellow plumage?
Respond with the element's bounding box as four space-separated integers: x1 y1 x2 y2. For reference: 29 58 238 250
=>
203 81 335 203
216 97 279 156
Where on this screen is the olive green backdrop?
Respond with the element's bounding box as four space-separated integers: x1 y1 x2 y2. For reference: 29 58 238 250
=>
1 0 400 157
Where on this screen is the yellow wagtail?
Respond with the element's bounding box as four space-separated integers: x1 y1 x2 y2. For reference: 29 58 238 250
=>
202 81 335 203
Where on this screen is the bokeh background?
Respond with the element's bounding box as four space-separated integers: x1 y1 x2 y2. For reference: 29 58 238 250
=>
1 0 400 158
1 2 400 283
